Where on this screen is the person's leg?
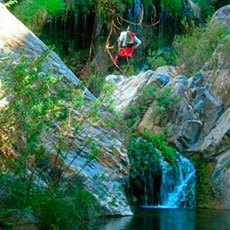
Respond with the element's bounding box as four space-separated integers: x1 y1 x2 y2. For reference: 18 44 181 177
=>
117 55 126 68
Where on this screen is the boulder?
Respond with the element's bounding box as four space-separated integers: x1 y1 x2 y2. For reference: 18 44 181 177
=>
9 211 39 230
111 70 171 112
0 3 131 215
212 148 230 209
211 5 230 31
198 106 230 158
155 65 178 78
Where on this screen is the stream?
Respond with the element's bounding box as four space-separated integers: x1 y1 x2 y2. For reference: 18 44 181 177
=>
93 208 230 230
86 153 230 230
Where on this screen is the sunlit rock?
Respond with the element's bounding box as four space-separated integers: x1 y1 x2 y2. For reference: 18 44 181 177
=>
0 3 131 216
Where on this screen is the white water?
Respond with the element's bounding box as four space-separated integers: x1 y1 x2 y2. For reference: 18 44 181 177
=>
142 152 196 208
185 0 201 18
159 154 196 208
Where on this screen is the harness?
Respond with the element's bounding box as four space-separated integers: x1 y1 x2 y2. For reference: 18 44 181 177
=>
124 32 135 47
114 32 136 65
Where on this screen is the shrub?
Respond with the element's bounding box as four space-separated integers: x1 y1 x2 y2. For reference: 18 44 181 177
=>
126 83 178 128
30 187 98 230
128 135 160 182
11 0 66 32
87 74 105 97
140 131 178 172
193 157 216 208
0 174 98 230
127 132 178 206
174 21 229 76
0 52 106 229
147 48 178 70
127 135 160 205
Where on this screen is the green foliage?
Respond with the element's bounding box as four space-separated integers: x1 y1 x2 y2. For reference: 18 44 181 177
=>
30 187 97 230
128 132 178 205
141 131 177 169
14 0 65 17
174 21 229 76
126 83 178 127
117 63 139 77
147 48 178 70
87 74 105 97
0 52 111 229
127 135 160 205
0 209 12 227
5 0 18 8
195 0 217 19
89 0 129 18
128 135 160 182
161 0 183 16
63 50 89 73
128 132 178 179
194 157 215 208
0 175 98 230
12 0 65 31
160 0 221 21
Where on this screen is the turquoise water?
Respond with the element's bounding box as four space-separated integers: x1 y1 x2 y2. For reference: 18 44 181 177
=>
94 208 230 230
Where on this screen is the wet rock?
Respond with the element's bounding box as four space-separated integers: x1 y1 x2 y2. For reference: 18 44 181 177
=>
138 105 164 136
188 72 203 88
212 149 230 209
177 120 203 150
202 70 230 109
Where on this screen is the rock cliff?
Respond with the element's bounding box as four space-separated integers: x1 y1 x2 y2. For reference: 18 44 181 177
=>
109 5 230 208
0 3 131 215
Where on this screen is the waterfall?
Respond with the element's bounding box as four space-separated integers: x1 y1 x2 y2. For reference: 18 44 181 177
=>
142 152 196 208
134 0 142 23
185 0 201 18
159 157 175 206
159 153 196 208
127 0 142 23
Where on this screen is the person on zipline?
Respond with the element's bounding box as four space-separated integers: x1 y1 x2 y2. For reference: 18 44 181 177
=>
114 25 142 68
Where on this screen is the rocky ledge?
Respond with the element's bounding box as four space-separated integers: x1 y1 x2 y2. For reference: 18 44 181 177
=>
108 4 230 209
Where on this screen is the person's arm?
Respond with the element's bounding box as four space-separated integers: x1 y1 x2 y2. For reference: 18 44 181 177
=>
134 36 142 49
117 39 121 51
117 32 126 51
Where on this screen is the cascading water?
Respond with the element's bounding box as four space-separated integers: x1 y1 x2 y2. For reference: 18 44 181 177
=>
185 0 201 18
127 0 142 23
142 152 196 208
134 0 142 22
159 153 196 208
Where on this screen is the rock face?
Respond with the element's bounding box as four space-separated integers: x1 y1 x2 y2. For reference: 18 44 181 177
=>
8 211 39 230
108 70 171 112
109 5 230 208
0 3 131 215
211 5 230 31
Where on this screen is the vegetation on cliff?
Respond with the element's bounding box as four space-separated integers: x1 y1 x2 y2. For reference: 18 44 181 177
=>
0 52 107 229
6 0 229 77
1 0 230 228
